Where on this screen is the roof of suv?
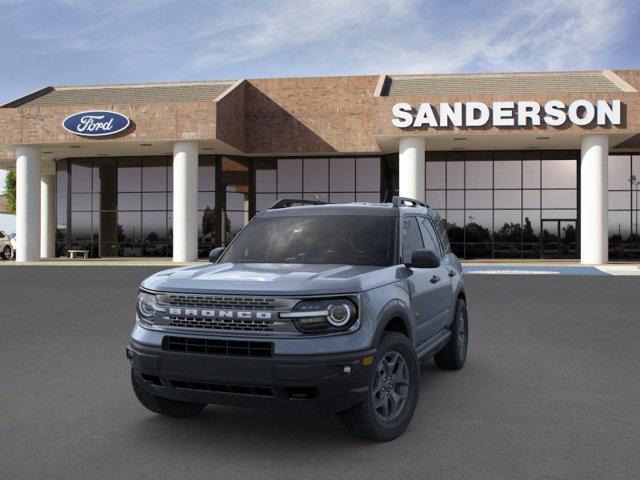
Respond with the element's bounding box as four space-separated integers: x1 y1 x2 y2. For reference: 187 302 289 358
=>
262 202 432 218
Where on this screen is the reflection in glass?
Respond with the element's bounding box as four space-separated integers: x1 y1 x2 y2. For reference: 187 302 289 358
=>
494 190 521 208
426 190 446 209
608 155 630 190
330 158 355 192
143 157 167 191
356 158 380 191
447 162 464 189
277 159 302 192
71 159 92 193
541 160 576 188
304 158 328 191
426 162 446 189
447 190 464 209
466 190 492 209
117 158 142 191
542 190 576 209
494 161 521 188
465 161 492 189
523 160 540 188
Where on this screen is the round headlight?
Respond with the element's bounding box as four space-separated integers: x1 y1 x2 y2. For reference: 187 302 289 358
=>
327 303 352 327
137 292 157 320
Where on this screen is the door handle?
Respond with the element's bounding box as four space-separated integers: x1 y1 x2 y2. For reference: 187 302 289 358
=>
448 269 457 277
430 275 441 284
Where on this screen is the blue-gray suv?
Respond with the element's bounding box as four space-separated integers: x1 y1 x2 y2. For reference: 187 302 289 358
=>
127 196 468 441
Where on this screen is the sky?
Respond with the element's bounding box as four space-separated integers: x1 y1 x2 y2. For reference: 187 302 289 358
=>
0 0 639 192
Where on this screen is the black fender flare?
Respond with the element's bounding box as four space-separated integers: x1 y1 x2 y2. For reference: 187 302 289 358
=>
371 299 415 348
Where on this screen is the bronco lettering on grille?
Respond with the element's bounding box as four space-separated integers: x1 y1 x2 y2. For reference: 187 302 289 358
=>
168 308 273 320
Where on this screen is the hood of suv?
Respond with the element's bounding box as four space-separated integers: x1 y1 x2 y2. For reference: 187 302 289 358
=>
141 262 397 296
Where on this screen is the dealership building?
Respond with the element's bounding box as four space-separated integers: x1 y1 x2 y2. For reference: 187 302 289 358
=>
1 69 639 263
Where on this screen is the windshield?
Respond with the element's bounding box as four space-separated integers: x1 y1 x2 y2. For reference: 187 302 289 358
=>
220 215 396 266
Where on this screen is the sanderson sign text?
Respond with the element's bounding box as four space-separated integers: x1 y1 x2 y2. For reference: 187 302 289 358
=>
391 100 622 128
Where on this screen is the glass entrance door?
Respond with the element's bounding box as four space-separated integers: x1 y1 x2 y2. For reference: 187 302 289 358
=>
541 219 577 258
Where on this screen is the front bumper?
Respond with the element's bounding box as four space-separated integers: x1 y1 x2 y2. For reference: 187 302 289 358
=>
128 339 376 414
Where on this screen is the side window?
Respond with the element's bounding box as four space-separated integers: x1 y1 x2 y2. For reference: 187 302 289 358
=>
435 217 452 254
419 217 442 256
402 217 424 264
0 232 5 239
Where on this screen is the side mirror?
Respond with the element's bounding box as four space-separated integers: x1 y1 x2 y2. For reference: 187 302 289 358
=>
407 249 440 269
208 247 225 263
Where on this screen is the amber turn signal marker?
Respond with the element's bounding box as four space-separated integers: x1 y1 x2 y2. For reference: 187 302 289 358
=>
362 355 374 366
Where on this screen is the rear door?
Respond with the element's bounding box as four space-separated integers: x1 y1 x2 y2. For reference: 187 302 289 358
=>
401 217 446 346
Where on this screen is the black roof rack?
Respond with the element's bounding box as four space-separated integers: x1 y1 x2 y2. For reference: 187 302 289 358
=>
268 198 329 210
392 196 429 208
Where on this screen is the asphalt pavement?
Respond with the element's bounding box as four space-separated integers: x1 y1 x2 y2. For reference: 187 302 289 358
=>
1 267 639 480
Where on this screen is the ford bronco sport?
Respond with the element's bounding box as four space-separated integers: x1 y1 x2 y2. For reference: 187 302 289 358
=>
127 196 468 441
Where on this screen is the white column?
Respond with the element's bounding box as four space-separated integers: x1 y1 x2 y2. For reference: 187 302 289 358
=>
580 134 609 264
40 162 56 259
16 146 41 262
172 141 198 262
398 137 425 201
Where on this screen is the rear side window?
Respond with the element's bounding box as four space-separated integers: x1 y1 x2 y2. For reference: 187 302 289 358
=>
402 217 424 263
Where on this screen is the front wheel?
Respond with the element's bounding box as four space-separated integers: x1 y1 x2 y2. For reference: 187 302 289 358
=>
434 298 468 370
338 332 420 442
1 245 11 260
131 369 206 418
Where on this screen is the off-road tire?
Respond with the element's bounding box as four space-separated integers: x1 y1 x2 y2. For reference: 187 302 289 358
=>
434 298 468 370
131 369 206 418
338 331 420 442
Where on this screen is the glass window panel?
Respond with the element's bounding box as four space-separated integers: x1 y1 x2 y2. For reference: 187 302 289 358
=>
277 159 302 192
465 210 492 243
446 162 464 189
198 164 215 191
465 190 492 209
71 159 92 192
70 212 92 248
609 210 631 238
142 211 167 242
256 165 277 192
143 192 167 211
330 192 355 204
93 192 117 212
426 161 446 189
523 160 540 188
523 190 541 208
118 212 142 243
143 157 168 191
304 158 328 192
542 190 576 209
444 210 464 243
71 193 92 211
167 165 173 191
256 193 277 211
609 191 631 210
465 161 492 188
494 210 522 241
226 191 248 211
118 193 141 211
356 157 380 191
494 161 521 188
634 155 640 179
93 159 117 198
200 208 216 239
494 190 521 208
542 209 576 220
608 155 631 190
304 192 330 202
197 192 215 210
541 160 576 188
117 158 142 191
330 157 355 192
447 190 464 209
426 190 446 210
356 192 379 203
523 210 541 237
225 211 248 243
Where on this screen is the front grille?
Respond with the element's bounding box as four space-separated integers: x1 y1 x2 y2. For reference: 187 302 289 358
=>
166 294 276 310
163 336 273 358
168 316 274 332
170 379 274 397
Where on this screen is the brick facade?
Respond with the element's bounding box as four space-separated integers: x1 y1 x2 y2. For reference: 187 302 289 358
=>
0 70 639 157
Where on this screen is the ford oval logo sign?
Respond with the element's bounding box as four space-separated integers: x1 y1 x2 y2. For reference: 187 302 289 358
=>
62 110 130 137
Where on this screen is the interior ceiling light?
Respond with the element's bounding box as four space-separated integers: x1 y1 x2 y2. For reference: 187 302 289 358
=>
140 143 153 147
68 145 81 149
454 137 467 141
536 136 550 140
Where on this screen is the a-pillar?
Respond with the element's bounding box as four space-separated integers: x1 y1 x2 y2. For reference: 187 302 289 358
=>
16 146 41 262
580 134 609 264
172 141 199 262
398 137 425 201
